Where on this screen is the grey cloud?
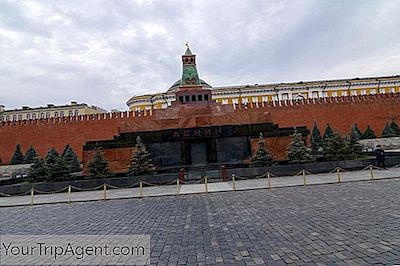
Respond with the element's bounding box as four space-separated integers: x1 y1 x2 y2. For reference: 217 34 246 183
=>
0 0 399 111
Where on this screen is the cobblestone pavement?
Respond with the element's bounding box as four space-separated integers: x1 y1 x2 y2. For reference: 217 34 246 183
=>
1 179 400 265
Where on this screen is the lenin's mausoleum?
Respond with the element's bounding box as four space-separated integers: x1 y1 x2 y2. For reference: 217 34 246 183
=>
1 46 400 173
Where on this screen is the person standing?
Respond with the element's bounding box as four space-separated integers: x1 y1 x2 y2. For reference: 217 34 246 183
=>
374 145 385 169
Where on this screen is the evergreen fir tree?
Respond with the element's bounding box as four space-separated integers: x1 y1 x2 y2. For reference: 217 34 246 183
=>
310 122 323 152
10 144 24 165
61 144 71 158
361 126 377 139
354 124 362 140
128 136 156 176
87 149 113 179
23 145 38 164
351 124 362 140
390 119 400 135
44 148 68 179
28 157 48 182
287 131 315 163
62 144 81 173
249 133 274 167
325 131 356 161
323 124 334 141
381 122 398 138
346 131 362 158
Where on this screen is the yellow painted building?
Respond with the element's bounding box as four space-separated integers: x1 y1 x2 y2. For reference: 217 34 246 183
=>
126 49 400 111
0 101 107 122
127 74 400 111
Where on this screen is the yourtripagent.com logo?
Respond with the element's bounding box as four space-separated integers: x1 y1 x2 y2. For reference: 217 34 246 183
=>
0 235 150 265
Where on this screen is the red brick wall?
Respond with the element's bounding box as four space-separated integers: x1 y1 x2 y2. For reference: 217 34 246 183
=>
267 94 400 136
1 93 399 166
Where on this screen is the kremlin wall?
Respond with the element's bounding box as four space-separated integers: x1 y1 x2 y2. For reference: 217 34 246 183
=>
0 93 399 171
0 46 399 173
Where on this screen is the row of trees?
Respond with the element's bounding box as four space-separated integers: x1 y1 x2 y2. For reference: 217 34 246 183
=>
250 123 370 166
10 144 39 165
316 120 400 141
28 145 81 181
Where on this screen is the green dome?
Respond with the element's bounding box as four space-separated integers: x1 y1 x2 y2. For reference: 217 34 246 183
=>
167 79 212 92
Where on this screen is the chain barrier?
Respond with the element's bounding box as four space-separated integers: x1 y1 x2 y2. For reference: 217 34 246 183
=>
329 166 347 173
2 163 400 203
34 187 69 195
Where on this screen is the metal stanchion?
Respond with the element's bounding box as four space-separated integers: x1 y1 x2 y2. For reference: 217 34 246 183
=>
369 166 374 180
204 176 208 193
103 184 107 200
67 185 72 203
267 173 271 189
176 179 180 195
302 170 307 186
139 181 143 197
336 168 341 183
232 174 236 191
30 188 34 206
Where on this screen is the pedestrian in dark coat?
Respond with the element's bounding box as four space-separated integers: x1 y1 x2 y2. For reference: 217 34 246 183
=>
374 145 385 169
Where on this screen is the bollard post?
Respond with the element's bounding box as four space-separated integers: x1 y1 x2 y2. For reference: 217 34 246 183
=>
30 188 34 206
67 185 72 203
103 184 107 200
369 166 374 180
302 170 307 186
176 179 180 195
267 173 271 189
139 181 143 197
336 168 341 183
204 176 208 193
232 174 236 191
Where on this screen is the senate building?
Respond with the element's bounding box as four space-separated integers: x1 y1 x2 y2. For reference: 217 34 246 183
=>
126 45 400 113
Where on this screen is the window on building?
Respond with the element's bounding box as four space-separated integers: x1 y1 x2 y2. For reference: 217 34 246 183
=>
281 94 289 100
262 96 268 102
1 116 5 122
12 115 17 121
54 112 58 118
272 95 278 101
311 91 319 98
379 88 386 94
18 114 23 120
179 96 184 102
191 95 197 102
321 91 327 98
332 91 338 97
26 114 31 120
185 95 190 102
341 91 348 96
361 90 367 95
197 95 203 101
60 111 64 117
390 88 395 93
6 116 9 121
351 90 357 96
370 89 376 94
40 113 45 119
222 99 228 105
75 110 79 116
46 112 50 118
204 94 209 101
68 110 73 116
32 113 36 119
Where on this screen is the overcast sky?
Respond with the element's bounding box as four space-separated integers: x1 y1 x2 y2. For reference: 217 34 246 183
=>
1 0 399 111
